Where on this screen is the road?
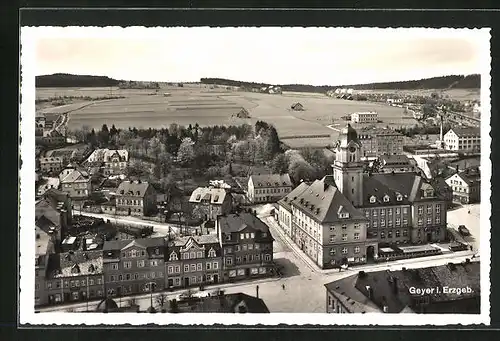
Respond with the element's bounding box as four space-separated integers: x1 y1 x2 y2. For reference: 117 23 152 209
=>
46 205 479 313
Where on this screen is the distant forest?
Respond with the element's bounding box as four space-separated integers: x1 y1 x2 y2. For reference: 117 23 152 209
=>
36 73 480 91
201 74 480 93
35 73 121 87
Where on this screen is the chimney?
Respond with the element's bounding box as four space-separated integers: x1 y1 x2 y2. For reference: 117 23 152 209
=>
366 285 373 300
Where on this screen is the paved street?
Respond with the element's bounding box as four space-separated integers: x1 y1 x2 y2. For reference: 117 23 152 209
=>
447 204 481 251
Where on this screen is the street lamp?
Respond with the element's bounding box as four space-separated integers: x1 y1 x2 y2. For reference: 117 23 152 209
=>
145 281 157 312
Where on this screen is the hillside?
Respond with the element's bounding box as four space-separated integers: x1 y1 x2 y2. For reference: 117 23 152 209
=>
201 74 480 93
36 73 121 88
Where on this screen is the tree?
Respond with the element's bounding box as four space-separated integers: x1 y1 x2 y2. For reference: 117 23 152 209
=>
98 124 110 147
270 153 289 174
288 159 315 184
177 137 195 166
155 293 168 309
126 160 150 178
169 299 180 313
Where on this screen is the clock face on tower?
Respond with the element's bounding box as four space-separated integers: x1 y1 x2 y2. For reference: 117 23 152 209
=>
349 146 356 153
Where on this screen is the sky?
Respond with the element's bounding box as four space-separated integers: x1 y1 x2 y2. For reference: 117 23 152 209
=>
33 27 487 86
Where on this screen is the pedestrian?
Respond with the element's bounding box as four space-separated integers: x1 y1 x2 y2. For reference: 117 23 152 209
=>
282 284 285 290
470 245 473 251
468 210 471 214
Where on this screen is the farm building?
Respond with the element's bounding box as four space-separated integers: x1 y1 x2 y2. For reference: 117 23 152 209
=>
232 108 251 118
291 103 304 111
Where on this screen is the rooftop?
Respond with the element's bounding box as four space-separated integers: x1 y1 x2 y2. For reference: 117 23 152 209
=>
448 127 481 137
170 234 220 247
116 180 152 197
217 213 272 235
249 173 292 188
189 187 229 205
278 181 310 211
47 250 104 279
176 293 270 313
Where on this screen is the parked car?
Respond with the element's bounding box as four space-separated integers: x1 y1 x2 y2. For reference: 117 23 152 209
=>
458 225 471 236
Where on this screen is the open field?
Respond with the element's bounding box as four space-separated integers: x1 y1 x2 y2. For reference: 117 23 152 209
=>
39 86 423 146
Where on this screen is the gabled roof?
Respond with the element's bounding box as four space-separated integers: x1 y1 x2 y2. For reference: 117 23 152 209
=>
446 127 480 137
278 181 310 211
249 173 292 188
48 250 104 278
116 181 152 197
290 176 366 223
446 170 481 186
170 234 220 247
218 213 272 235
61 169 91 184
103 237 165 251
189 187 229 204
86 149 129 163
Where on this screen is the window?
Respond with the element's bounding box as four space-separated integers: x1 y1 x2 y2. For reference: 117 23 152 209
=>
396 230 400 237
242 244 248 251
197 251 203 258
365 210 370 218
381 220 386 227
197 263 202 271
341 224 347 230
123 261 132 269
396 208 401 215
342 247 348 254
250 233 255 239
255 244 260 250
373 221 378 228
131 250 136 257
151 260 159 267
236 256 242 263
354 246 360 253
403 229 408 237
427 217 432 225
235 245 240 252
125 274 131 280
240 233 245 240
403 207 408 215
137 260 145 268
159 272 164 278
175 265 180 273
208 249 216 257
436 204 441 214
213 262 219 269
191 264 196 272
118 275 123 281
47 282 52 289
342 234 348 241
388 208 393 215
168 266 174 274
427 205 432 214
418 218 423 226
403 219 408 226
141 250 146 257
329 248 336 256
396 218 401 226
354 233 360 240
184 264 189 272
436 216 441 224
190 251 196 259
226 258 233 265
265 254 272 261
206 262 211 270
111 264 119 270
373 210 378 217
418 206 423 215
169 252 178 261
396 195 403 201
151 272 155 279
370 196 376 203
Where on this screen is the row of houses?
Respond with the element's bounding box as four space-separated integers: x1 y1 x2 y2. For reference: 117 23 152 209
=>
35 206 275 307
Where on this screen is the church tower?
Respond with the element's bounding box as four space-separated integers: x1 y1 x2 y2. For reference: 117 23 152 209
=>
332 124 364 207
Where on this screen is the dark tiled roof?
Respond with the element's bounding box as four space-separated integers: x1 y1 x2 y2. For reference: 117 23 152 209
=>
278 182 310 211
48 250 103 279
189 187 229 204
448 157 481 171
116 181 152 197
35 200 62 227
326 261 480 313
291 176 366 223
448 127 480 137
170 234 220 247
177 293 270 313
218 213 272 234
103 237 165 251
455 170 481 186
324 273 381 313
249 173 292 188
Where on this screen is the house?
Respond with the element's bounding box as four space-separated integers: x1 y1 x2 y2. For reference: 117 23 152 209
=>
357 127 404 157
216 213 275 281
291 103 304 111
115 180 157 216
39 156 63 174
247 173 293 204
35 225 55 306
189 186 233 221
102 238 166 297
350 112 378 124
430 177 453 206
174 292 270 313
37 177 61 197
85 149 129 175
35 189 73 243
165 235 222 289
285 125 447 269
443 127 481 152
445 169 481 204
101 198 117 215
377 155 416 174
60 169 93 200
447 156 481 174
277 181 310 238
58 162 79 181
324 261 480 314
43 250 105 306
38 130 66 146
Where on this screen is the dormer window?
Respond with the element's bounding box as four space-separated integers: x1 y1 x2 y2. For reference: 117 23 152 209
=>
71 264 80 274
396 194 403 202
88 264 95 273
370 196 376 204
383 195 390 203
169 252 178 261
339 212 350 219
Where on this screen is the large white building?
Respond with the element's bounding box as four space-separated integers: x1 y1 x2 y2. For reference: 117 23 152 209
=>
351 112 378 124
443 127 481 152
247 174 292 204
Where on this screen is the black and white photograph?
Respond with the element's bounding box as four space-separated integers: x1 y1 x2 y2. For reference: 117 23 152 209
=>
19 26 491 325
